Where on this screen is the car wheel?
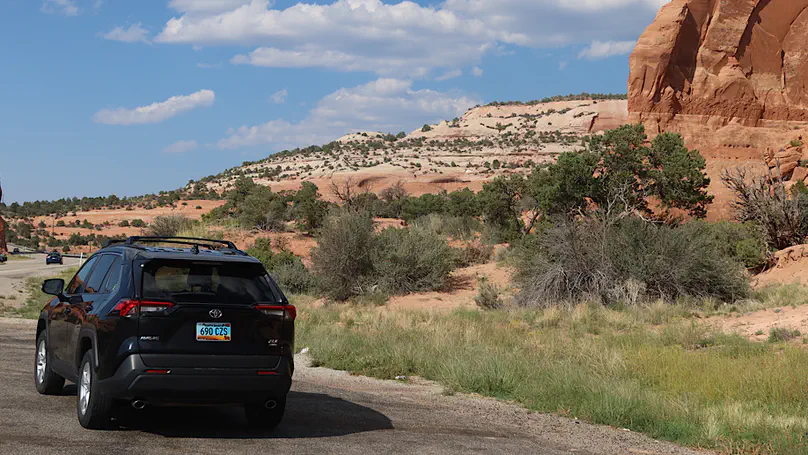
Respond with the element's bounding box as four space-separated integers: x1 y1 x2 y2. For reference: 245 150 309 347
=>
34 331 65 395
244 395 287 429
77 351 114 429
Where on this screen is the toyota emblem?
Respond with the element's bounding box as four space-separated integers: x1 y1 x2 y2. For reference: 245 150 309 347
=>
209 309 223 319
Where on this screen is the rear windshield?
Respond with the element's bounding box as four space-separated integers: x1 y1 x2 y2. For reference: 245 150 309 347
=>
142 260 284 305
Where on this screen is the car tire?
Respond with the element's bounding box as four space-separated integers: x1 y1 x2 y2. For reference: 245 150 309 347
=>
244 395 287 429
34 331 65 395
77 351 114 429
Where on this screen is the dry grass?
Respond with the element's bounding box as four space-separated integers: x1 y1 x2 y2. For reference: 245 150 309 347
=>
295 287 808 455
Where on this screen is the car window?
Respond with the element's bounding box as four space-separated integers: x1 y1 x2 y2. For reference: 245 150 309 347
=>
142 261 283 305
66 256 99 295
101 258 123 294
84 255 117 294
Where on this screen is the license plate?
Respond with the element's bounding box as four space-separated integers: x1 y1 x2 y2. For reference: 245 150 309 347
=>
196 323 231 342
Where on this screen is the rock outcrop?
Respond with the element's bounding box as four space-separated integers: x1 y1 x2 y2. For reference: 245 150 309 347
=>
629 0 808 127
628 0 808 220
765 138 806 180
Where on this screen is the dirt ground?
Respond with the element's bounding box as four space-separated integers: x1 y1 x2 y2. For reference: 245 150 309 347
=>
388 261 514 312
708 306 808 342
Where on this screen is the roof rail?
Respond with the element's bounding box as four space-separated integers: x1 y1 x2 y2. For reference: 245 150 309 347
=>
104 236 244 254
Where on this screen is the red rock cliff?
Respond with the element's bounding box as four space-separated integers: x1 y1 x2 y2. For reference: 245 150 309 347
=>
630 0 808 126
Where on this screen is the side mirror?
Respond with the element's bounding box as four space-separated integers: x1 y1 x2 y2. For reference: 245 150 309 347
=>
42 279 65 297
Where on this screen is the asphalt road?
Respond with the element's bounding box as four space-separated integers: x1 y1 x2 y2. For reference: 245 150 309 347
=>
0 256 81 304
0 318 708 455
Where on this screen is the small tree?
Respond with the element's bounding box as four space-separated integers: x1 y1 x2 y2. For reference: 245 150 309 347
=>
421 124 433 133
293 182 328 232
480 125 713 240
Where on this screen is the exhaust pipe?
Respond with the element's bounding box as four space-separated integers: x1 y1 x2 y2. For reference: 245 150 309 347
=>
264 400 277 410
131 399 147 410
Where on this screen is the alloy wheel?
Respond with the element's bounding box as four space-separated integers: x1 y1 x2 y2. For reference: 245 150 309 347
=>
78 362 91 415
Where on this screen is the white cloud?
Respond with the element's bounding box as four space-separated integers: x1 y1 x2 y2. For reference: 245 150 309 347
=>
157 0 665 77
102 24 150 44
93 89 215 125
41 0 79 16
435 69 462 82
218 78 479 150
559 61 569 70
578 40 636 60
164 140 199 153
472 66 484 77
196 62 223 69
270 89 288 104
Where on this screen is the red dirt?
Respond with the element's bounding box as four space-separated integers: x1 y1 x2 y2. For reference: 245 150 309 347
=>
387 261 514 312
708 306 808 343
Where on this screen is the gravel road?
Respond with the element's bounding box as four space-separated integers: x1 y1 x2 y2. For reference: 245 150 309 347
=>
0 317 710 455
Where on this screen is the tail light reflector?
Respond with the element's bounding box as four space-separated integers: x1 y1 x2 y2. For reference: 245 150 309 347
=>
146 369 170 374
257 371 278 376
110 299 174 317
254 304 296 321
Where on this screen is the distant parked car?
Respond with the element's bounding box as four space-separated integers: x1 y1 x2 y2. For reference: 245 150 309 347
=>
45 252 63 265
12 248 20 253
0 254 7 263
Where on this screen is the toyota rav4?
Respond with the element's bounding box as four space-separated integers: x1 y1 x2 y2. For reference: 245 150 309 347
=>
34 236 295 430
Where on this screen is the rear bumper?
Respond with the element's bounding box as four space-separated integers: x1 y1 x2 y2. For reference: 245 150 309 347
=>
97 354 293 404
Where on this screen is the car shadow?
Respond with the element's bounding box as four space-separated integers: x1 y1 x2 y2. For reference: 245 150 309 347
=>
115 391 394 439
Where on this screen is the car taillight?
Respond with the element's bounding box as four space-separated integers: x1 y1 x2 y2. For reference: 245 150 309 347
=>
254 304 296 321
110 299 174 317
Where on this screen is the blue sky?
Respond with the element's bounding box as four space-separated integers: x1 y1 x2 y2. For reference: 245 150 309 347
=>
1 0 667 203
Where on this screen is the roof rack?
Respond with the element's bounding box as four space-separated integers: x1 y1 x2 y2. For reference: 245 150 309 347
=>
103 236 244 254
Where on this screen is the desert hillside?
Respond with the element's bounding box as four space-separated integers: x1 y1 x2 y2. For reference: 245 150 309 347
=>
203 97 628 199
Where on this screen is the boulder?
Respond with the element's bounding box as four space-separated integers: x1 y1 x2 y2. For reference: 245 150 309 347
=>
765 140 806 179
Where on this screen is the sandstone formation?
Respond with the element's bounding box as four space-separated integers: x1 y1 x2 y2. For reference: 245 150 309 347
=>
765 137 806 180
630 0 808 127
628 0 808 219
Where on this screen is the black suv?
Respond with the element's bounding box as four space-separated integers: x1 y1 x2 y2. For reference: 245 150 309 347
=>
34 237 295 430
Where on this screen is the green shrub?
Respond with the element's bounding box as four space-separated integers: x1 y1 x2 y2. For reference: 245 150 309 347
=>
769 327 801 343
311 210 376 301
311 211 460 300
372 227 457 295
456 241 494 267
515 217 750 306
272 261 316 295
130 219 146 228
118 220 130 227
702 221 767 270
147 215 194 237
247 238 315 294
474 276 503 309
